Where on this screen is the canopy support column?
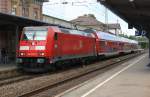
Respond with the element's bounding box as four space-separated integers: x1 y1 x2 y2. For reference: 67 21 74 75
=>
15 25 19 64
149 39 150 58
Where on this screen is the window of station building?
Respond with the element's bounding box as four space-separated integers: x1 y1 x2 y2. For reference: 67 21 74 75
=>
11 0 18 15
11 7 17 15
22 7 29 17
20 0 30 17
22 8 25 16
32 0 42 5
33 8 38 19
20 0 29 6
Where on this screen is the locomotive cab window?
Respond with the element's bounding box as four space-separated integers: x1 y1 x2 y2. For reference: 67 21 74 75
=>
22 28 48 40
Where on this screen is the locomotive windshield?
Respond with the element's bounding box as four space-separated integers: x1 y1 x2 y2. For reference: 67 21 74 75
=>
22 30 47 40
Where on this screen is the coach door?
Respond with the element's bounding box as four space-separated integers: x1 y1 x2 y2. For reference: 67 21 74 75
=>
100 40 106 53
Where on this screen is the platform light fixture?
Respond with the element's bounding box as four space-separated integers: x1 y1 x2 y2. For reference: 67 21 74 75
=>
100 0 106 1
129 0 134 2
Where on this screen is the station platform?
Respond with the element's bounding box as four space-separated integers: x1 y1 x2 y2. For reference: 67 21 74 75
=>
0 63 17 72
0 63 17 79
57 53 150 97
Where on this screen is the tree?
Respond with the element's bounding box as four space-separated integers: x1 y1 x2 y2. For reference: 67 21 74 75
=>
119 34 128 38
84 14 96 19
119 34 149 49
88 14 96 19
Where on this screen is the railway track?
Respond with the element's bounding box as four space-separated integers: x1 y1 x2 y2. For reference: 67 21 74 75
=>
16 52 144 97
0 73 47 87
0 53 128 87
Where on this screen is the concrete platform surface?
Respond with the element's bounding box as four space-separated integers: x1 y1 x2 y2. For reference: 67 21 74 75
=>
0 64 17 72
57 53 150 97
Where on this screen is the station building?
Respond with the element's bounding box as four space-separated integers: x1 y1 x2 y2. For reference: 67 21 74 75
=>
0 0 48 20
70 14 121 34
0 0 122 64
43 14 88 30
0 0 48 64
106 23 122 35
70 14 105 31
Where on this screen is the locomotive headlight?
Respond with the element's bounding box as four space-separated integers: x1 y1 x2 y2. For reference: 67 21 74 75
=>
35 46 45 50
41 53 45 56
20 52 25 56
39 52 45 56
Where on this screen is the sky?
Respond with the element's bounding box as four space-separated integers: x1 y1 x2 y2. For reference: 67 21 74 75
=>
43 0 136 36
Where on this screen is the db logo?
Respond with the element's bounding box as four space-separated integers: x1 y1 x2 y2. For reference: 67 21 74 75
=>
30 46 35 50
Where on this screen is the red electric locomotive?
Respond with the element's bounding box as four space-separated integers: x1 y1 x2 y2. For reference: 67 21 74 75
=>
17 26 96 72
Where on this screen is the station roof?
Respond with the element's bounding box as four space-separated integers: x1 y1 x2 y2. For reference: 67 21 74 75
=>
0 12 50 26
107 23 121 30
98 0 150 37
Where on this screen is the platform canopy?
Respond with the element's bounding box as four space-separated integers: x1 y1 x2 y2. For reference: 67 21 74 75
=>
0 12 49 26
98 0 150 38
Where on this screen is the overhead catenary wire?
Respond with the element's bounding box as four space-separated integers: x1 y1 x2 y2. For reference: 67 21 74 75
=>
44 1 106 22
44 0 129 34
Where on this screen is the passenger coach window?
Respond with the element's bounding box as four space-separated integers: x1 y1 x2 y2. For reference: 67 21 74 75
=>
100 41 105 47
54 33 58 40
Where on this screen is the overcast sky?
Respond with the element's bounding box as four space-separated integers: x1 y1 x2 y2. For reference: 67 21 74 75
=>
43 0 136 36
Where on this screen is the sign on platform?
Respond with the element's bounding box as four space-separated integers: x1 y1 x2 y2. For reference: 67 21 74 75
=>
135 30 146 36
